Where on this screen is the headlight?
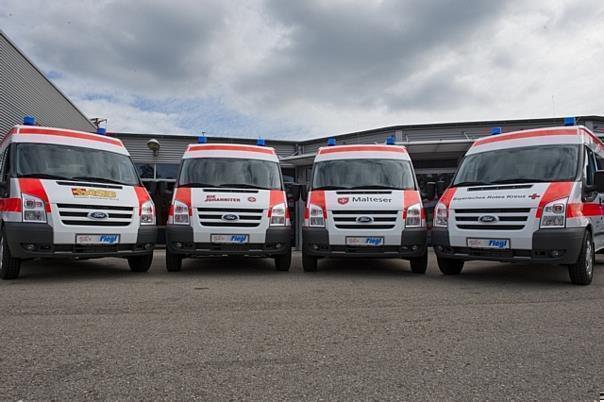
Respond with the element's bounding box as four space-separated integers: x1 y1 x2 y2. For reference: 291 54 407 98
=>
22 193 46 223
140 200 156 225
433 202 448 228
540 197 567 229
269 202 288 226
307 204 325 227
172 200 190 225
405 203 423 228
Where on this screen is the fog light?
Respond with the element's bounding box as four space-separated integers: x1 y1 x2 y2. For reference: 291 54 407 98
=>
550 250 560 257
24 243 36 251
175 242 183 249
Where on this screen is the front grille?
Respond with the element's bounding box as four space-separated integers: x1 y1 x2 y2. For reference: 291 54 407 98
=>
454 207 530 231
331 210 399 230
197 207 264 228
57 203 134 226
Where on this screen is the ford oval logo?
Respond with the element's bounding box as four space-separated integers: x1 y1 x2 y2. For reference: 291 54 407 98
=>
356 216 373 223
478 215 498 223
222 213 239 221
88 211 108 220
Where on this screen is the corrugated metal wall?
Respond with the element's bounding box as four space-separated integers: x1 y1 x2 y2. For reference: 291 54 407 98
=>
115 134 298 163
0 32 95 137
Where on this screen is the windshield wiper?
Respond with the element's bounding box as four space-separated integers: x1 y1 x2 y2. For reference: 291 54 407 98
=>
348 185 404 190
218 183 272 190
453 181 492 187
179 182 219 188
312 185 350 190
72 176 128 185
18 173 73 180
489 178 551 184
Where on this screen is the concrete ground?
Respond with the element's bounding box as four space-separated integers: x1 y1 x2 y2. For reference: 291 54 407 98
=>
0 250 602 401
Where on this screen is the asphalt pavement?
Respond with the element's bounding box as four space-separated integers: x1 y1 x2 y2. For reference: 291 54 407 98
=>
0 251 602 401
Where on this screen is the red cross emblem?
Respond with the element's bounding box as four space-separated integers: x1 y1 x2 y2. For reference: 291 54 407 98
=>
528 193 540 200
337 197 349 205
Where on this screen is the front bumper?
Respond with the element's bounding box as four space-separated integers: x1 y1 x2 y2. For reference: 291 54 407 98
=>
431 227 584 265
165 225 291 256
3 223 157 259
303 227 427 259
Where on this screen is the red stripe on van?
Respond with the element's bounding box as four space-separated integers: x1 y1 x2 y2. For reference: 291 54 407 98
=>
0 198 22 212
18 178 51 212
18 127 123 147
305 190 326 219
473 129 577 147
134 186 151 216
187 144 275 155
535 182 573 218
566 202 604 218
319 145 406 155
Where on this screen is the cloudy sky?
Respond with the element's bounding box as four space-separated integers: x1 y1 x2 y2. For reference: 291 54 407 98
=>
1 0 603 138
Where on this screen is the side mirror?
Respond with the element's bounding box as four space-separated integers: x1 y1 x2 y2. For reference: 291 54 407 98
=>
594 170 604 193
300 184 309 202
426 182 436 201
436 180 447 197
286 183 301 201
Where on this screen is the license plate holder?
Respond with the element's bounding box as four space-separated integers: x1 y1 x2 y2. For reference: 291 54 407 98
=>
467 238 510 249
211 234 249 244
76 234 120 245
345 236 384 247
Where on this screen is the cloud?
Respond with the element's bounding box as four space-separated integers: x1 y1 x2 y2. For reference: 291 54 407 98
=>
1 0 604 138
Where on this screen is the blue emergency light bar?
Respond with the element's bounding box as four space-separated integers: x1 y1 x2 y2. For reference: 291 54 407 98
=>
490 127 502 135
327 137 336 146
564 117 576 126
386 135 395 145
96 127 106 135
197 135 207 144
23 115 36 126
257 137 266 146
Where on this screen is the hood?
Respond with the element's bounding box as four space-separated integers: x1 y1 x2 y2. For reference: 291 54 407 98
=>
31 179 139 206
191 188 270 209
323 190 403 210
448 182 573 210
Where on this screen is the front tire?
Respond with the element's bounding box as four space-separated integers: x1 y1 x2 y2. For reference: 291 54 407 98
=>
409 253 428 274
437 257 464 275
568 231 594 285
128 254 153 272
166 250 183 272
274 248 292 271
0 231 21 280
302 252 318 272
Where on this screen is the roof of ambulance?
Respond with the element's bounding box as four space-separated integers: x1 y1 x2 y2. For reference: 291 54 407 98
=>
183 143 279 161
466 125 603 155
315 143 410 161
2 125 128 155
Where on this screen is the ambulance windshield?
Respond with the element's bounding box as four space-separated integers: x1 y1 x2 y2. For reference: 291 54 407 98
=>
312 159 415 190
453 144 580 187
14 143 140 186
178 157 282 190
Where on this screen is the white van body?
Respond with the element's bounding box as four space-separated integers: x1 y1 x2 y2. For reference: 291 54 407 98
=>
302 144 428 272
0 124 156 279
432 125 604 285
165 143 292 271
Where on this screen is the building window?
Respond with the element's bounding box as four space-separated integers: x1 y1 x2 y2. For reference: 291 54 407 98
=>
155 163 179 180
136 163 154 179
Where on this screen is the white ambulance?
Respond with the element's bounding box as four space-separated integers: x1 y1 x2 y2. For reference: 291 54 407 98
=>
165 140 292 271
302 138 428 272
432 121 604 285
0 117 156 279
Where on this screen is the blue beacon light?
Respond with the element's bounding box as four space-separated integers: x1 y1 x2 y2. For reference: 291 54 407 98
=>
490 127 502 135
563 116 576 126
23 115 36 125
386 135 395 145
327 137 336 146
257 137 266 146
198 135 207 144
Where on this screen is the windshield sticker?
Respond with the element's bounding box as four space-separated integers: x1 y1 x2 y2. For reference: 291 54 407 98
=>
71 188 117 199
205 195 241 202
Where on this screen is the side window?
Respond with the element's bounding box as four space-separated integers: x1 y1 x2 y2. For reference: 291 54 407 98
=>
596 153 604 171
585 148 597 186
0 148 9 183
